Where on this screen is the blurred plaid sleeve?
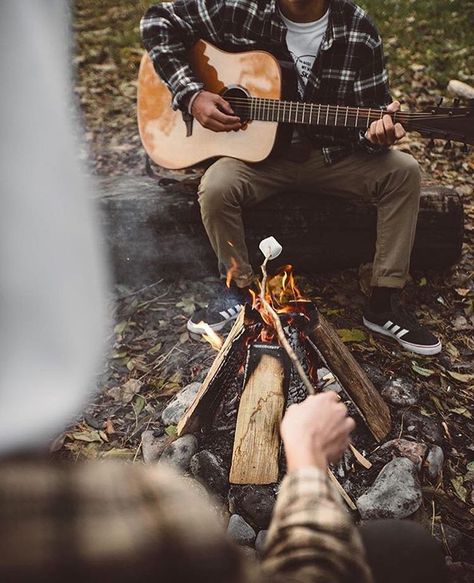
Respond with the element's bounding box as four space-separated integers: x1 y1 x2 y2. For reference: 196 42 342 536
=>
261 467 373 583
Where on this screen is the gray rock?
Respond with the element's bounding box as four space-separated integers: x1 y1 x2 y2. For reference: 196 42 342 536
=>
371 438 427 470
357 457 422 520
141 430 169 463
190 450 228 496
255 530 268 555
233 486 276 530
227 514 256 547
424 445 444 481
160 434 198 471
382 377 419 406
161 382 201 426
403 411 444 445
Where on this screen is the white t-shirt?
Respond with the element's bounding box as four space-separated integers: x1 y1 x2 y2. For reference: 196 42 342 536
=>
280 8 330 98
280 8 329 146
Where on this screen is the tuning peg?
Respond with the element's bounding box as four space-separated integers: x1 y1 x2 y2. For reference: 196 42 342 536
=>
453 98 460 108
443 140 452 150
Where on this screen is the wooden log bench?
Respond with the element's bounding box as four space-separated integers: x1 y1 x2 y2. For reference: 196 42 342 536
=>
98 175 463 285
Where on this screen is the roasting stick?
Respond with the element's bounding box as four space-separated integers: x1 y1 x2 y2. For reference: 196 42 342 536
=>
258 239 371 484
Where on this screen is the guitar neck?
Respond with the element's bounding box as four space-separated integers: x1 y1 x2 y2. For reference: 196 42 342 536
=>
228 97 412 130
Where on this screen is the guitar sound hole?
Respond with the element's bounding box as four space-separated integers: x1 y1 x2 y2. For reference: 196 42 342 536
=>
221 86 250 123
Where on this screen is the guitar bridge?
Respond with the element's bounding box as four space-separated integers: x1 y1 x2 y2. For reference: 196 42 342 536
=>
182 111 194 137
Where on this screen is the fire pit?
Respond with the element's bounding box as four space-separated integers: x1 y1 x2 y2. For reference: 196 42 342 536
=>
178 252 391 506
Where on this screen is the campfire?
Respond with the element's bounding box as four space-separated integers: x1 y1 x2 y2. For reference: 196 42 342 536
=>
178 238 391 507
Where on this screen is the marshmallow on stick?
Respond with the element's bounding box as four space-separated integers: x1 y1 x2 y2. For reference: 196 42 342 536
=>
259 236 282 261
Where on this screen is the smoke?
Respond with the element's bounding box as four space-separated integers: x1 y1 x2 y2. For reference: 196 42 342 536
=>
0 2 109 454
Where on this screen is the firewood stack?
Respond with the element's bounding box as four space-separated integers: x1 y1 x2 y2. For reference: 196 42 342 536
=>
178 265 391 496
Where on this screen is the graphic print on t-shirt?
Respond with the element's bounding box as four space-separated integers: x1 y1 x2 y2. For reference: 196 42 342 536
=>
290 52 317 98
280 7 329 98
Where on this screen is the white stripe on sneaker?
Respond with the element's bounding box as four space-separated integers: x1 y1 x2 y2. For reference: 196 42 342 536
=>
219 310 231 320
391 324 401 333
396 328 409 339
383 320 393 330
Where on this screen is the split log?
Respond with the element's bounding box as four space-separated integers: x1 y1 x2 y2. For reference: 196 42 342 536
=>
447 80 474 100
177 308 245 436
308 311 391 442
229 344 288 484
99 176 463 285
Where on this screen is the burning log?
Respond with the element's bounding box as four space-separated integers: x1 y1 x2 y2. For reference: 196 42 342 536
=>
177 308 246 436
229 344 289 484
307 311 391 442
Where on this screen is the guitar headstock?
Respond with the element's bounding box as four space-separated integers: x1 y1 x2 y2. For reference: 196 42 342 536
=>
410 98 474 147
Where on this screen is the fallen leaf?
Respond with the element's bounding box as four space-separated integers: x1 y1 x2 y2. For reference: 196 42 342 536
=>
447 371 474 383
101 448 135 459
412 361 435 377
133 395 146 417
449 406 472 418
108 378 143 403
114 320 128 334
105 419 115 434
148 342 162 355
70 429 102 443
165 425 177 436
337 328 367 343
450 476 467 503
445 343 460 359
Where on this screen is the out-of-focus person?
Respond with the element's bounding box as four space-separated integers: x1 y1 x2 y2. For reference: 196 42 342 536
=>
0 3 447 583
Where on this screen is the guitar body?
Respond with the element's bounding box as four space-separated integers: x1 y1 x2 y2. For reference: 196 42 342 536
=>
138 40 473 169
137 40 281 169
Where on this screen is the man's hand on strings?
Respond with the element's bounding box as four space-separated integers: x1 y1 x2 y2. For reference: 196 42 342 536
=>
366 100 406 146
190 91 242 132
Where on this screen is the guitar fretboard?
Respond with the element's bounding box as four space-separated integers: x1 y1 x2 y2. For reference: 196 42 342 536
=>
227 97 404 129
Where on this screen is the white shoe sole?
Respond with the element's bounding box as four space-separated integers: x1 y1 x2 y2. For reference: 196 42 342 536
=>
186 312 239 335
363 317 442 356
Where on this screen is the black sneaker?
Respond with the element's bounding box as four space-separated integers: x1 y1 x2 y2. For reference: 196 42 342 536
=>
363 294 442 356
187 283 249 335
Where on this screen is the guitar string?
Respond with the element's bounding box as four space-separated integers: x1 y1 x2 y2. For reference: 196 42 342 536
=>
225 103 463 121
225 96 466 115
225 103 465 123
225 98 465 121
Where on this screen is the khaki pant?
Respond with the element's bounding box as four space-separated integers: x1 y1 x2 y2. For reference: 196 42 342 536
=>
198 148 421 289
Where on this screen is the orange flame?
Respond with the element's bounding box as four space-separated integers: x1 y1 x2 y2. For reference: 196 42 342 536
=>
226 256 238 288
251 264 309 334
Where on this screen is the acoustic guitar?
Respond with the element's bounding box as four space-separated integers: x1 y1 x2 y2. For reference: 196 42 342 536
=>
137 40 474 170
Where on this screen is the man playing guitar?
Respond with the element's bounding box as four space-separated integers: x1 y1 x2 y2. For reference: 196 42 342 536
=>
141 0 442 356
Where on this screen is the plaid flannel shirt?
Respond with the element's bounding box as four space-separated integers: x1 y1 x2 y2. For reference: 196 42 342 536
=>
141 0 392 164
0 460 372 583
